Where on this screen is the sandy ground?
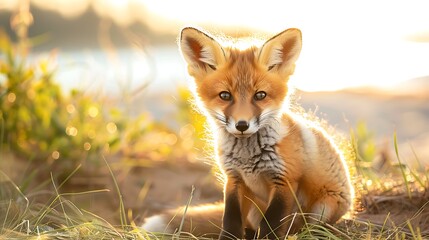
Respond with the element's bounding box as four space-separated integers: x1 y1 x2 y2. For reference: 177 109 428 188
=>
63 154 429 233
2 90 429 236
1 149 428 237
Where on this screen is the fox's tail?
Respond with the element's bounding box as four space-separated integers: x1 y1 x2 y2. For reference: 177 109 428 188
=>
142 203 224 237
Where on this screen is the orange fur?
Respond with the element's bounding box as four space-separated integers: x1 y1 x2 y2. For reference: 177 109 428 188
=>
142 27 354 239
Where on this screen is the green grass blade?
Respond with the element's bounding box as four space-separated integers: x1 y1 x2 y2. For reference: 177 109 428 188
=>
409 144 429 187
57 164 81 190
50 172 71 226
102 155 127 229
244 196 278 240
285 180 311 238
175 185 195 239
393 132 411 199
377 212 390 240
406 220 417 239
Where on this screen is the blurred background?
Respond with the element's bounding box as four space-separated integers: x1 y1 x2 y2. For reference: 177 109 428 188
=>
1 0 429 234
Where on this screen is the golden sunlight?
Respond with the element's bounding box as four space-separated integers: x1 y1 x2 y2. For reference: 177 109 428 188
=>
140 0 429 91
2 0 429 91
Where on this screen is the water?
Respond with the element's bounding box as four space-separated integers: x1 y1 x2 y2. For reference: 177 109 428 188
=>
31 45 189 96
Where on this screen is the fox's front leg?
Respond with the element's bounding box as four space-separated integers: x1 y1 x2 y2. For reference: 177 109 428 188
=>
259 182 298 239
219 176 244 240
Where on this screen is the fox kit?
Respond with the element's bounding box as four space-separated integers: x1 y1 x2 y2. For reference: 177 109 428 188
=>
143 27 354 239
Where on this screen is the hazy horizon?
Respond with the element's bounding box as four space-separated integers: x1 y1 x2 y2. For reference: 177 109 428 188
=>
1 1 429 93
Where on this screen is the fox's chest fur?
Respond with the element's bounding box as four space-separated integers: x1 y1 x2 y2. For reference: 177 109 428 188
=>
218 120 287 201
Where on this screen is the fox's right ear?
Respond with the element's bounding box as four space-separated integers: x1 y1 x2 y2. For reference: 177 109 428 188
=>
179 27 225 77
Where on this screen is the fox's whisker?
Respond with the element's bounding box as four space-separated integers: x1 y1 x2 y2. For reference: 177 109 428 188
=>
258 110 282 128
208 109 228 125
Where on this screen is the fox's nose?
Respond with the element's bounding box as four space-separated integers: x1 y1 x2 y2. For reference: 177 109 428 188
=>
235 120 249 132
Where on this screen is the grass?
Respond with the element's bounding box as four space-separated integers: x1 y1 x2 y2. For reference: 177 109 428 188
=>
0 125 428 239
3 5 427 238
0 42 429 236
0 103 428 240
0 143 428 239
0 159 152 239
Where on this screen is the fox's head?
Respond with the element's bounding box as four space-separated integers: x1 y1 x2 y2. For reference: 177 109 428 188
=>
179 27 302 138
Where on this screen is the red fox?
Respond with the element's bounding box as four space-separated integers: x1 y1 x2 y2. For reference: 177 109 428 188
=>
142 27 354 239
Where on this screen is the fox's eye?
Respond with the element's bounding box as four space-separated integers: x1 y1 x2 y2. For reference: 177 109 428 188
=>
254 91 267 100
219 91 232 101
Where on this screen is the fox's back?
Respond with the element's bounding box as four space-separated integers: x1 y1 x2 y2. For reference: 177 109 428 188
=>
276 114 353 209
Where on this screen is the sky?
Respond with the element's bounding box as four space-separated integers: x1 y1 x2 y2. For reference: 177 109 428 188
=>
2 0 429 92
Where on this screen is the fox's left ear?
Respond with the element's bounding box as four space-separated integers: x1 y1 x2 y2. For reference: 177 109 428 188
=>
179 27 226 78
258 28 302 76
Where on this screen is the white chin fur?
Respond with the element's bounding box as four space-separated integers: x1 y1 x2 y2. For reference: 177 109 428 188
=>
226 118 259 136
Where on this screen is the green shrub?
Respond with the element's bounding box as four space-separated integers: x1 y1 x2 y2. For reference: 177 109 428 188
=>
0 30 122 173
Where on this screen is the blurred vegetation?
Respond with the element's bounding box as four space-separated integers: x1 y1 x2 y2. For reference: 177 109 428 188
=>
351 121 428 196
0 13 209 237
0 26 209 179
351 121 380 187
1 4 427 237
176 87 213 158
0 30 124 174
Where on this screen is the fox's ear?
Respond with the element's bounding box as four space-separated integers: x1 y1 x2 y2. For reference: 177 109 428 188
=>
179 27 225 77
258 28 302 76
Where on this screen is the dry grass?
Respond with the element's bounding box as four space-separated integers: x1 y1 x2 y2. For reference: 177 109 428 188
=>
1 126 429 239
